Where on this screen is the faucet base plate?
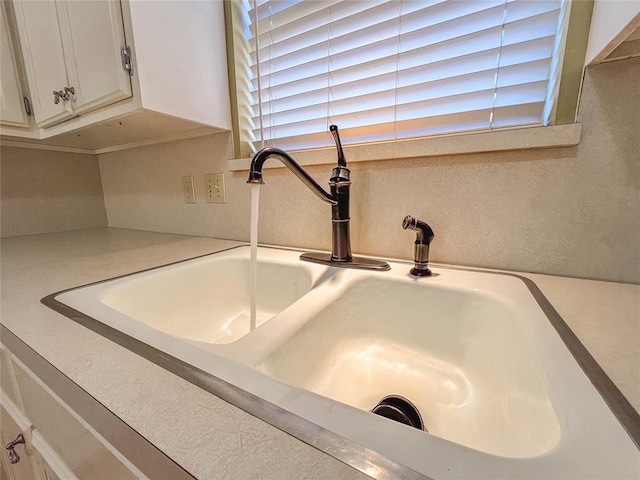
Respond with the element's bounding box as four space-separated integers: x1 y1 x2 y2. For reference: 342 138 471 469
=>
300 252 390 271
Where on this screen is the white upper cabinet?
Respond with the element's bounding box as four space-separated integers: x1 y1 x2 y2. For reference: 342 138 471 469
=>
585 0 640 65
12 0 131 128
1 0 231 152
0 3 30 130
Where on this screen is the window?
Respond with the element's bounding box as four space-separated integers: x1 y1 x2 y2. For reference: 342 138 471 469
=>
234 0 569 153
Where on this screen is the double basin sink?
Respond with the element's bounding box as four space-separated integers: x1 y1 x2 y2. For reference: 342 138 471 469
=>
48 246 639 479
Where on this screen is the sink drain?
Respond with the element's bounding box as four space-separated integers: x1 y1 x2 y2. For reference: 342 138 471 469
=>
371 395 426 431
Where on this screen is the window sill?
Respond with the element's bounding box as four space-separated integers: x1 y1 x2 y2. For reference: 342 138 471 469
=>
227 123 582 171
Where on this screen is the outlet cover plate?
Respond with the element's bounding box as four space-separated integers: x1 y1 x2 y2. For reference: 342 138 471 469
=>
204 173 226 204
181 176 196 204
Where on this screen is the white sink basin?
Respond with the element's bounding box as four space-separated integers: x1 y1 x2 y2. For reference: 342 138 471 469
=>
258 276 561 458
59 247 325 344
50 246 639 479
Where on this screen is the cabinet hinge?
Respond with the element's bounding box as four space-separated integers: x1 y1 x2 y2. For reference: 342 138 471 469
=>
121 46 133 76
23 97 32 116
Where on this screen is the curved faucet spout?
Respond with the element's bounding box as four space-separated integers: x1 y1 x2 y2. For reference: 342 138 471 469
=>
247 147 336 205
245 128 389 271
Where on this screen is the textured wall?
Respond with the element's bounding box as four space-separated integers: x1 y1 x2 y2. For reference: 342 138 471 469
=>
1 147 107 237
99 57 640 284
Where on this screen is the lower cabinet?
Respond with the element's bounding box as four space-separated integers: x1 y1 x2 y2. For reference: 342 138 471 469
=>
0 345 143 480
1 399 77 480
1 402 39 480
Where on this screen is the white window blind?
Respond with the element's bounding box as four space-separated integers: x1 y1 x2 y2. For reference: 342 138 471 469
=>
242 0 567 152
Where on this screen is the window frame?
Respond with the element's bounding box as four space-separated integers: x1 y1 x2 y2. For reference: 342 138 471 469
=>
224 0 592 167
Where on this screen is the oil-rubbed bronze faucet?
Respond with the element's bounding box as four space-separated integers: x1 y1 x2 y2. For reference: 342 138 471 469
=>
247 125 389 271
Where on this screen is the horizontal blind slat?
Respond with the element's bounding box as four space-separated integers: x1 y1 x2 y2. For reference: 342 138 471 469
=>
504 0 562 23
503 10 562 46
492 103 546 127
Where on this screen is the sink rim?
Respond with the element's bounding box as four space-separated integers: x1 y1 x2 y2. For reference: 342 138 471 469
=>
41 245 640 479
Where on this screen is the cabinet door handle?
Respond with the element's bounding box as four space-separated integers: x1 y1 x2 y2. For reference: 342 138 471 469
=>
5 433 25 464
63 86 75 101
53 87 75 104
53 90 65 104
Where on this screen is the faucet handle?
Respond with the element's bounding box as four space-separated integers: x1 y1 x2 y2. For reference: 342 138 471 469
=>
329 125 350 182
329 125 347 168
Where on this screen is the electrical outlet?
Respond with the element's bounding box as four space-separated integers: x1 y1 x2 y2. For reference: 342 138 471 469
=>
204 173 226 204
181 176 196 204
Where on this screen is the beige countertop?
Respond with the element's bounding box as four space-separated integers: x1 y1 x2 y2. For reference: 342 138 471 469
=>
1 228 638 478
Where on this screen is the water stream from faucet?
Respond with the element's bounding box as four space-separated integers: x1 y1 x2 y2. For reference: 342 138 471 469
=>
249 183 260 331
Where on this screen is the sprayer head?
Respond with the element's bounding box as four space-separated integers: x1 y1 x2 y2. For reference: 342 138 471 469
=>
402 215 434 245
402 215 416 231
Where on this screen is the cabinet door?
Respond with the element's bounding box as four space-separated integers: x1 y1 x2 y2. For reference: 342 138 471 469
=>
10 357 139 480
56 0 132 116
0 3 30 129
0 403 38 480
1 399 78 480
30 430 78 480
12 0 74 128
